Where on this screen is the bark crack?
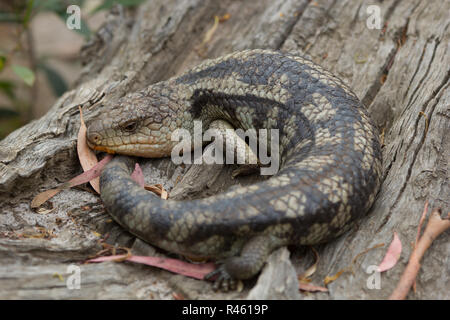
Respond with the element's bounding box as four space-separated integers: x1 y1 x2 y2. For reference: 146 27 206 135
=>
362 20 409 108
276 0 312 49
377 70 450 232
402 42 427 102
401 38 440 122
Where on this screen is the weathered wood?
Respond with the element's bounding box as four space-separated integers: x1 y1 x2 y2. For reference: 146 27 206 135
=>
247 247 302 300
0 0 448 299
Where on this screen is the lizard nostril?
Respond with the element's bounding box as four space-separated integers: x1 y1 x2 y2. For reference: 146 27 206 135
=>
87 129 102 145
92 133 101 143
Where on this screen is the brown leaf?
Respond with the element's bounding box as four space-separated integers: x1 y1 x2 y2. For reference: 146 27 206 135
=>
31 189 61 208
77 106 101 193
202 15 219 44
218 13 230 22
144 184 169 199
87 254 216 280
172 292 185 300
30 154 113 208
298 246 319 281
299 282 329 293
323 269 345 285
131 163 145 188
377 232 402 272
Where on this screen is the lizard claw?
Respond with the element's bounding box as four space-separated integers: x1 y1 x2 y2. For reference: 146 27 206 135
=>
204 265 237 292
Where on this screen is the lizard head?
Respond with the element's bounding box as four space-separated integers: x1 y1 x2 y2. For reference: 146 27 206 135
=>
86 89 182 158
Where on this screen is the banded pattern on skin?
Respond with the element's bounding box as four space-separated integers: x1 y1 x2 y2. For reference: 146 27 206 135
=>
89 49 382 284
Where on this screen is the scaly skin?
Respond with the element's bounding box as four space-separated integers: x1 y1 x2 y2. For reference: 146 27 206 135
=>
86 49 382 290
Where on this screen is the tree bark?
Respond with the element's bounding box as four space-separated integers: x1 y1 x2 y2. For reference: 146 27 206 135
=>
0 0 448 299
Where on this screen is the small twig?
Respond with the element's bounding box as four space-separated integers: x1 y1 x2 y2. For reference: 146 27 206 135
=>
298 246 320 280
412 200 429 292
389 208 450 300
418 111 429 134
415 201 429 247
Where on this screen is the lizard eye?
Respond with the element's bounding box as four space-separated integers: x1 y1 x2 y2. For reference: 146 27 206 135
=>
122 121 138 132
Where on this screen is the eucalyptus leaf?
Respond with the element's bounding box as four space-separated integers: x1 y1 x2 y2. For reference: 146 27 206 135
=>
23 0 34 26
12 65 35 86
56 11 91 38
0 56 6 72
0 107 20 118
74 18 92 38
0 81 16 100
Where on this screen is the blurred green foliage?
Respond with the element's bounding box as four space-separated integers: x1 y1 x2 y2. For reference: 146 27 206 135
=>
0 0 145 139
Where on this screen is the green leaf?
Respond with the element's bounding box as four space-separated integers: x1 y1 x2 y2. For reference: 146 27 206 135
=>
55 10 91 39
23 0 35 27
0 55 6 72
12 65 35 86
0 107 20 118
73 18 91 38
37 62 68 96
0 81 16 100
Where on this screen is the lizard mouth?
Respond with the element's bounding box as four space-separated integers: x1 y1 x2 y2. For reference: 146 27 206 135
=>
86 139 117 154
87 139 172 158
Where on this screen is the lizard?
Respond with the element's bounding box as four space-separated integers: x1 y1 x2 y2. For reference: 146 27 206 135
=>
86 49 382 290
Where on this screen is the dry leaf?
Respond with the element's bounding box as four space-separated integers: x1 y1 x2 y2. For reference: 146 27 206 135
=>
31 154 113 208
299 282 329 293
172 292 185 300
53 273 64 282
218 13 230 22
203 15 219 44
77 106 101 193
87 254 216 280
378 232 402 272
36 206 56 214
31 106 114 209
131 163 145 188
161 188 168 200
324 269 345 285
144 184 169 199
31 189 60 208
298 247 319 280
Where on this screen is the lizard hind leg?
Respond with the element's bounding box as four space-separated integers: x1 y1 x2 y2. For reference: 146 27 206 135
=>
205 235 280 291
